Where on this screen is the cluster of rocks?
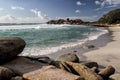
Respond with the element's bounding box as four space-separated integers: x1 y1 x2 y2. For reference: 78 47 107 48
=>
47 18 84 25
0 37 119 80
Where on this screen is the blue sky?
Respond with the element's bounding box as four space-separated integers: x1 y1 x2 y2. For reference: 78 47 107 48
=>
0 0 120 23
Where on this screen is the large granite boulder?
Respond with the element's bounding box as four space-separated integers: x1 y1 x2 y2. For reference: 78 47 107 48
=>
0 66 15 80
57 53 79 62
50 61 103 80
23 65 83 80
0 37 26 64
3 57 46 75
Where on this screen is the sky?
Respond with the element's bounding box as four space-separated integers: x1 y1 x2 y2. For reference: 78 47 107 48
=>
0 0 120 23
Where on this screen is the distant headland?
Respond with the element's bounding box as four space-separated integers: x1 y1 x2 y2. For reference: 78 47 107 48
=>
47 8 120 26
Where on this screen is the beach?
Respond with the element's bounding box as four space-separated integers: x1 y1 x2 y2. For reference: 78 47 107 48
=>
83 27 120 73
47 26 120 73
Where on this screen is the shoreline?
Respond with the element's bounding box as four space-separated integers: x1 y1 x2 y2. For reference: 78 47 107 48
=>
46 27 111 61
83 27 120 73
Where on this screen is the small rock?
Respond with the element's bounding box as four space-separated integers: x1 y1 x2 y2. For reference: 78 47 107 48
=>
11 76 23 80
0 37 26 64
82 62 98 68
0 66 15 80
57 53 79 62
98 65 115 80
26 56 53 64
83 45 95 49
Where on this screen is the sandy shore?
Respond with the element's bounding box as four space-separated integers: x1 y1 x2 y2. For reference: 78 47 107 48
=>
47 26 120 73
83 27 120 73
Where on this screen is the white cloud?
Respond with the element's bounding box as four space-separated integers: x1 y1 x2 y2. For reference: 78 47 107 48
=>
95 1 101 5
76 1 82 5
95 0 120 11
0 8 4 11
11 6 24 10
76 1 85 6
30 9 48 20
75 10 80 13
0 15 49 23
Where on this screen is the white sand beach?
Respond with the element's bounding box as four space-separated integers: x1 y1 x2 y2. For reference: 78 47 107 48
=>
83 27 120 73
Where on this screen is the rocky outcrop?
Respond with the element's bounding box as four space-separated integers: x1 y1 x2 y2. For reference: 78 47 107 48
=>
23 65 83 80
97 8 120 24
0 37 26 64
51 61 103 80
3 57 46 75
0 66 15 80
0 37 117 80
57 53 79 62
47 18 84 25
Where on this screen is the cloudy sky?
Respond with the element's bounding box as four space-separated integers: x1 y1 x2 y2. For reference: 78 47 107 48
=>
0 0 120 23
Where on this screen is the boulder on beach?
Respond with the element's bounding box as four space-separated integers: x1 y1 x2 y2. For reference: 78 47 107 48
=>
3 57 46 75
82 62 99 68
0 37 26 64
50 61 103 80
57 53 79 62
98 65 115 80
23 65 83 80
0 66 15 80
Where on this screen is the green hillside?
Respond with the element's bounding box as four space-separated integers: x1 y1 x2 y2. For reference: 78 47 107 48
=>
98 9 120 24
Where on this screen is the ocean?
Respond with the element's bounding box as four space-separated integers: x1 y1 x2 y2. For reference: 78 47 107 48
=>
0 24 108 56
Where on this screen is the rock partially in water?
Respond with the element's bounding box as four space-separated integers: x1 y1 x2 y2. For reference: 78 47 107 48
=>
57 53 79 62
0 66 15 80
0 37 26 64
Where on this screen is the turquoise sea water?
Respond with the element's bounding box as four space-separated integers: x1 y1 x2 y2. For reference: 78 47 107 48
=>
0 24 108 56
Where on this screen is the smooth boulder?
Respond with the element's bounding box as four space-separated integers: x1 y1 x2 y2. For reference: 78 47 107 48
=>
0 66 15 80
57 53 79 62
0 37 26 64
23 65 83 80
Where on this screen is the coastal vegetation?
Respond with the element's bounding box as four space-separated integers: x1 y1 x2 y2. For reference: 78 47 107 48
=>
47 8 120 26
97 9 120 24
